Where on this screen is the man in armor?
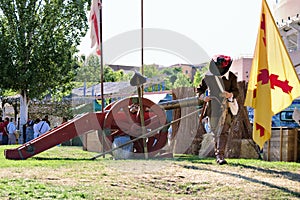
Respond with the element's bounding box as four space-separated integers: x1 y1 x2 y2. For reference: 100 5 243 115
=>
197 55 239 165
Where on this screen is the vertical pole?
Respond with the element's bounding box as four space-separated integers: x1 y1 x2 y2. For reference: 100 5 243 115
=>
279 127 283 161
293 129 298 161
99 0 104 112
140 0 148 158
267 139 270 161
137 87 148 159
141 0 144 78
83 81 86 96
99 0 105 158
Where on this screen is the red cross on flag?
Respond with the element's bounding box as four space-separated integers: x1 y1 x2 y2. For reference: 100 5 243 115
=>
89 0 101 55
245 0 300 149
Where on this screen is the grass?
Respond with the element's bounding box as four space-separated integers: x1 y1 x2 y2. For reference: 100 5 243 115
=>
1 145 299 199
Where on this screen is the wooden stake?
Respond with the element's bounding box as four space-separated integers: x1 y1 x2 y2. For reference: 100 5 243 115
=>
279 127 283 161
294 129 298 161
267 139 270 161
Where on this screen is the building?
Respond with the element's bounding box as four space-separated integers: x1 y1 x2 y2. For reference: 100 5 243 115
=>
108 64 139 73
230 57 253 82
274 0 300 77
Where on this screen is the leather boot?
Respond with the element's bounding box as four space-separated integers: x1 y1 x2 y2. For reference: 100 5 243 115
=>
215 133 228 165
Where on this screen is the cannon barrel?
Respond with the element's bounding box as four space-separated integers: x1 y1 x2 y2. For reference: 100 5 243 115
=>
158 96 203 110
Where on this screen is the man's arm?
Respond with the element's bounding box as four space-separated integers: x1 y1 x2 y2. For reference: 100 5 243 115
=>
229 72 239 98
197 78 211 102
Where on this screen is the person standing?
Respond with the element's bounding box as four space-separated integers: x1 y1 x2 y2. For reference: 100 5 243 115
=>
43 115 51 127
33 118 41 139
62 117 68 124
25 119 35 142
197 55 239 165
1 117 9 145
203 117 211 133
34 118 50 139
0 117 4 144
7 118 17 145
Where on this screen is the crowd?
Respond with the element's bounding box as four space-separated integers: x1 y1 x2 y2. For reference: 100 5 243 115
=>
0 117 18 145
0 115 54 145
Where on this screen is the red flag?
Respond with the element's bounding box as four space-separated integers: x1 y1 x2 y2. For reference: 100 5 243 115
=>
89 0 101 55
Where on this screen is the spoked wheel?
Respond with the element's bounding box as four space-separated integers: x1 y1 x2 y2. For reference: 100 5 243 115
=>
101 96 168 157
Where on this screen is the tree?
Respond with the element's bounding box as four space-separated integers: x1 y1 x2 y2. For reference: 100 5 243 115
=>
76 55 101 83
143 64 160 78
193 64 208 87
193 69 203 87
0 0 89 138
162 67 181 89
75 54 131 83
174 72 192 88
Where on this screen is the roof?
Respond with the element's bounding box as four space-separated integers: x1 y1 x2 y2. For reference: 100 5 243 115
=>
71 81 136 97
72 76 167 98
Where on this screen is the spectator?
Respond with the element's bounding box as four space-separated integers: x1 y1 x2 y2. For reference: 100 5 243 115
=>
33 118 40 138
62 117 68 124
0 117 3 144
25 119 35 142
43 115 51 127
1 117 9 145
203 117 211 133
34 118 50 138
7 118 17 145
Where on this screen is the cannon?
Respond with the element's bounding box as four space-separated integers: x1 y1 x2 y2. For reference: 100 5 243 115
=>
4 95 203 160
98 95 202 159
4 72 203 160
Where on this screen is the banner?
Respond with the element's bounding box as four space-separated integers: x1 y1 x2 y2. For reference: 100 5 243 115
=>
89 0 101 55
244 0 300 149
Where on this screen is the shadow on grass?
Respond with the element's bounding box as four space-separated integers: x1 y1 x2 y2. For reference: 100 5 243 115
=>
182 164 300 198
175 154 215 164
32 157 94 161
230 163 300 182
175 154 299 182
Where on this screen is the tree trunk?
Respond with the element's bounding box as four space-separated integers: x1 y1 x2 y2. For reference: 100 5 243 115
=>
19 90 29 144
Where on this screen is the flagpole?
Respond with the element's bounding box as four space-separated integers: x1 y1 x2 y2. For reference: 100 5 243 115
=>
141 0 144 78
98 0 106 158
139 0 149 159
99 0 104 112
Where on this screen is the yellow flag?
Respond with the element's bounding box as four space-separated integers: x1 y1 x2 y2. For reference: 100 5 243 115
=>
244 0 300 149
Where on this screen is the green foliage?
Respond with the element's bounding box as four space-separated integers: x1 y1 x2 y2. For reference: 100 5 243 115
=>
161 67 182 89
75 55 101 82
162 67 181 76
143 64 160 78
103 66 118 82
0 0 89 99
120 71 134 81
174 72 192 88
1 89 18 97
193 65 208 87
75 55 130 83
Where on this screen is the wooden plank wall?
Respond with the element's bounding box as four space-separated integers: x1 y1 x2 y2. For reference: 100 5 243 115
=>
171 82 258 158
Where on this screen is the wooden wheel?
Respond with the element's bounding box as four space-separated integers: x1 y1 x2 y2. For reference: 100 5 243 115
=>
102 97 167 155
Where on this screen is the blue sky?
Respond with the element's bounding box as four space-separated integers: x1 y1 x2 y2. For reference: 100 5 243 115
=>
77 0 276 66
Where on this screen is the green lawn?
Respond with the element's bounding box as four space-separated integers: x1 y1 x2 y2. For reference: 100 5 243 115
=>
1 145 299 199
